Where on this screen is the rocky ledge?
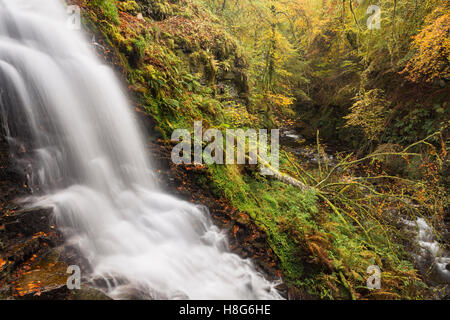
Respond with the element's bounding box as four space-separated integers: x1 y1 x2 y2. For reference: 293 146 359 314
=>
0 135 110 300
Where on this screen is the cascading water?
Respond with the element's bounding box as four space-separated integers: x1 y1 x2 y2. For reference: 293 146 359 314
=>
0 0 282 299
402 218 450 285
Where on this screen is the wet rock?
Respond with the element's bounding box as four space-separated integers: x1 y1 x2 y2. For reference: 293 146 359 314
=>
21 284 69 300
9 246 111 300
109 285 151 300
10 248 67 298
274 282 288 299
2 207 53 238
88 275 128 291
235 213 251 227
69 286 112 300
4 237 50 269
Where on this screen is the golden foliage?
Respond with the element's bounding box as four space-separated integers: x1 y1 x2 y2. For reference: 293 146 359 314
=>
344 89 391 141
403 7 450 83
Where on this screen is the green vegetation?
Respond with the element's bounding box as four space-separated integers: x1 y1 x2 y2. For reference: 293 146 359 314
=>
205 132 446 299
91 0 120 24
83 0 449 299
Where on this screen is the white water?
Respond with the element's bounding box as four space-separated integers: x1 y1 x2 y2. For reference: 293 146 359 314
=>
0 0 281 299
403 218 450 284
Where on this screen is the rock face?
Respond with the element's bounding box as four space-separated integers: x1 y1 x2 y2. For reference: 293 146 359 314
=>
0 135 29 212
2 208 54 239
0 134 57 298
0 135 50 297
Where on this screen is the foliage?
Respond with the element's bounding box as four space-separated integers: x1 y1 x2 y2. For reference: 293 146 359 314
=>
205 128 448 298
344 89 391 141
402 6 450 83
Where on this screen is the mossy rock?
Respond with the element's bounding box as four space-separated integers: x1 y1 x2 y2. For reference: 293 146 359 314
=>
117 1 140 14
139 0 179 21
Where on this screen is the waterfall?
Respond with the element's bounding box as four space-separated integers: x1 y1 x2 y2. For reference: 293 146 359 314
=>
0 0 281 299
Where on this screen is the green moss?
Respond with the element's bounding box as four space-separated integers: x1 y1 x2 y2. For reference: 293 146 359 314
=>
140 0 179 21
91 0 120 25
207 164 318 286
117 1 139 13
